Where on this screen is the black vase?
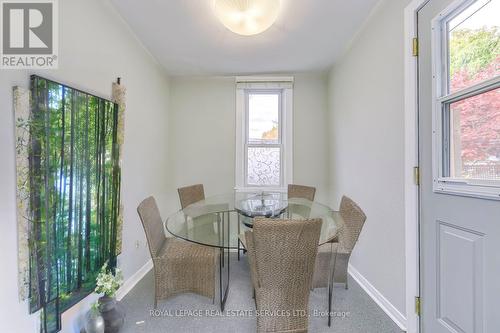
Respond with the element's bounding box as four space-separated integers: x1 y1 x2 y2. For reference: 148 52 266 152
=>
98 296 125 333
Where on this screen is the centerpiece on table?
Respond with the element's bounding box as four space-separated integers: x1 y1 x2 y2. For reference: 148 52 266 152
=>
94 262 125 333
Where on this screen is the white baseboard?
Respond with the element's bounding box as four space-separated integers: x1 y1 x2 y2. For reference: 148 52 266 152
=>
116 259 153 301
348 263 407 331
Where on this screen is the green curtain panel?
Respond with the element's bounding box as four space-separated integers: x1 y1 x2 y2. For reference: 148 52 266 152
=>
14 76 125 333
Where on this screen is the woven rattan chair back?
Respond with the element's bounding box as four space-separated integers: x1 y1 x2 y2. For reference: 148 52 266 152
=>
178 184 205 209
246 218 322 332
287 184 316 201
339 196 367 253
252 218 321 287
137 196 166 258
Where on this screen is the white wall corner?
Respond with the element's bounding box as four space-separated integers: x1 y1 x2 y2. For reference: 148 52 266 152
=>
116 259 153 301
348 264 407 331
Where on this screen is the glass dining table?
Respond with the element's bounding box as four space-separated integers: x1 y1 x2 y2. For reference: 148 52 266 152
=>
165 191 345 326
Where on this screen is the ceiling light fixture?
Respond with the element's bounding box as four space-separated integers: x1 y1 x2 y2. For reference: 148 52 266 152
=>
213 0 281 36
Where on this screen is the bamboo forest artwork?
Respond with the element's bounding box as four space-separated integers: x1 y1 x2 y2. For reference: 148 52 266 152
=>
14 76 125 333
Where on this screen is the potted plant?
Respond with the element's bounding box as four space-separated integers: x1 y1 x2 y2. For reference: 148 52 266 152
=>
95 262 124 333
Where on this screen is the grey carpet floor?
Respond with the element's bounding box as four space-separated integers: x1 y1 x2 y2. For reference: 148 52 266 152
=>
119 254 404 333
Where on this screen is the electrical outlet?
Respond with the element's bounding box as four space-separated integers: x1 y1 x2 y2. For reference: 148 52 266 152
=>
135 240 140 249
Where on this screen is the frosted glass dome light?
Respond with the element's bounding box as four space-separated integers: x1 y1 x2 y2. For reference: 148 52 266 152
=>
213 0 281 36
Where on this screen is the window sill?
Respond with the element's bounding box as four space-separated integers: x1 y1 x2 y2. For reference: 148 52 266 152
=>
234 186 287 193
433 179 500 200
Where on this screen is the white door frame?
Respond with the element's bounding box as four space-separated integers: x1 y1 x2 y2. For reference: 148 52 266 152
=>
404 0 430 332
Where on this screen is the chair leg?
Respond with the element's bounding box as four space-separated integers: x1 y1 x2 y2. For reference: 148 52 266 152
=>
237 214 241 261
214 253 218 304
328 243 338 327
341 264 348 289
153 271 158 308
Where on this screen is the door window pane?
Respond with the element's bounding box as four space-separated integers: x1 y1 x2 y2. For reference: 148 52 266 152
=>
248 93 280 143
448 87 500 179
247 147 281 186
448 0 500 93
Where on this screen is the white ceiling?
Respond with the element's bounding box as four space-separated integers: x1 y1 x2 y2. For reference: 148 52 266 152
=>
110 0 380 76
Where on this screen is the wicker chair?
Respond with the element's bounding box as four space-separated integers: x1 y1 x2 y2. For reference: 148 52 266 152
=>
312 195 366 289
137 196 217 307
178 184 205 209
287 184 316 201
177 183 219 241
246 218 322 333
287 184 316 219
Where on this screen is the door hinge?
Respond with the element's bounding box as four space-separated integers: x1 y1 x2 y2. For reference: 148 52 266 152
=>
415 296 421 316
413 166 420 186
412 37 419 57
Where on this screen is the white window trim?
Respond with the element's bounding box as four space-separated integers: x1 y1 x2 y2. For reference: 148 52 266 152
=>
235 76 293 192
431 0 500 200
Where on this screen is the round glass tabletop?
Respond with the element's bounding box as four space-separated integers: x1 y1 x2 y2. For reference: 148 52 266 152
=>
165 192 344 249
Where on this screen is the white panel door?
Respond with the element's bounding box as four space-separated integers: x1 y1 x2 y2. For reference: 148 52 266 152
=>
418 0 500 332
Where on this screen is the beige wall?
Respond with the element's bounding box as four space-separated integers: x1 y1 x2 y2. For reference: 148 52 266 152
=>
0 0 172 331
168 72 330 203
292 73 330 202
168 77 236 199
327 0 412 316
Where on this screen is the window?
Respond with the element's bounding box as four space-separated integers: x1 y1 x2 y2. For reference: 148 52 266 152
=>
433 0 500 198
235 77 293 191
246 92 282 187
